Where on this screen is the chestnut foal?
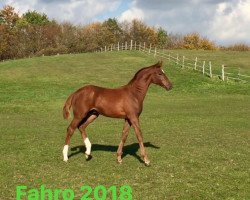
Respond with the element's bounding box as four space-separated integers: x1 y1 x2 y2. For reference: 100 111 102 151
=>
62 61 172 166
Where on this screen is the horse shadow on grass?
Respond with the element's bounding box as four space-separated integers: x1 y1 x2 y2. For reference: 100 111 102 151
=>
68 142 160 163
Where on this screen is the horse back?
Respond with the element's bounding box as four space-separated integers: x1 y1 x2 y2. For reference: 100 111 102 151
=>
72 85 129 118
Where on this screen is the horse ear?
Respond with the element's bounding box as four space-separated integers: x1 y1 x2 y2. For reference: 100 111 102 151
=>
157 60 163 67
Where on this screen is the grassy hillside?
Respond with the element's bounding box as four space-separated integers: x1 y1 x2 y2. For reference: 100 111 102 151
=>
158 49 250 76
0 51 249 199
168 49 250 69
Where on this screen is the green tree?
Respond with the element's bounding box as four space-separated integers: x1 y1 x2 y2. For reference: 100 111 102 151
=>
22 10 50 25
157 27 168 48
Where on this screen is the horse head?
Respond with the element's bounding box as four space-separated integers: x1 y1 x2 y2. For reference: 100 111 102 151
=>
151 61 173 91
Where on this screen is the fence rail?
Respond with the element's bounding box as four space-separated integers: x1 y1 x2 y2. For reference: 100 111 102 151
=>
96 40 250 83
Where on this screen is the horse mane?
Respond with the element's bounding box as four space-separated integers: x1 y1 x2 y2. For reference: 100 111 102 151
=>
128 62 161 84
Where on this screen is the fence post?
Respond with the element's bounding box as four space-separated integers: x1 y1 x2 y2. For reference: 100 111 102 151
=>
209 61 212 78
221 64 225 81
101 47 103 52
154 47 157 57
105 46 107 52
111 44 113 51
238 68 241 81
134 41 136 50
130 40 133 50
202 61 205 75
160 49 164 59
148 44 151 54
139 43 141 51
125 42 127 50
118 42 120 51
176 54 179 65
182 56 185 68
194 57 197 70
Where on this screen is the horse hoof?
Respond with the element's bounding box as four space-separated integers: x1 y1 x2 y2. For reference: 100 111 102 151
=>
117 159 122 164
85 154 92 161
63 159 68 162
144 161 150 166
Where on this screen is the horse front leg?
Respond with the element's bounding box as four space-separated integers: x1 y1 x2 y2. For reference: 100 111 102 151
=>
130 116 150 166
117 119 131 164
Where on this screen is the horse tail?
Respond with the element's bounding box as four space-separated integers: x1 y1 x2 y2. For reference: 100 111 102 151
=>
63 93 74 119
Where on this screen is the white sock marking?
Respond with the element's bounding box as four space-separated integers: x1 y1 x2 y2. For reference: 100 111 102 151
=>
63 145 69 162
84 138 91 155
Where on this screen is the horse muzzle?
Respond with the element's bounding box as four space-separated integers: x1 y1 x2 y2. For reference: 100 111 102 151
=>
165 83 173 91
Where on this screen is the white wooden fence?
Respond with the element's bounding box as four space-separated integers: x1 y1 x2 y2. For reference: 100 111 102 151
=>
97 40 250 83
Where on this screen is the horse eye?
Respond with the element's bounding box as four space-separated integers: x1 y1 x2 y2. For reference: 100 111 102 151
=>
158 73 163 76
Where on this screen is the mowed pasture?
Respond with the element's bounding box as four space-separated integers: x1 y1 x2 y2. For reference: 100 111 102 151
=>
168 49 250 70
0 51 250 199
161 49 250 76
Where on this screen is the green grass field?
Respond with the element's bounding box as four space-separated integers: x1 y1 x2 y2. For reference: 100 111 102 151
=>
158 49 250 76
0 51 250 200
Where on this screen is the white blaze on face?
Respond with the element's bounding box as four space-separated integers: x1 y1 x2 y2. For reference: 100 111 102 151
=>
161 69 165 74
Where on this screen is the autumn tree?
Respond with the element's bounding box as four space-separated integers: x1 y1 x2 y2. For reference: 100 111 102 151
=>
0 5 222 61
20 10 53 55
81 22 103 51
129 19 157 45
0 5 20 59
183 32 200 49
167 33 184 49
59 22 79 52
222 43 249 51
183 32 216 50
101 18 122 46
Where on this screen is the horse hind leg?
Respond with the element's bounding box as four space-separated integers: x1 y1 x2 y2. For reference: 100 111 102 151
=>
78 110 99 161
63 117 81 162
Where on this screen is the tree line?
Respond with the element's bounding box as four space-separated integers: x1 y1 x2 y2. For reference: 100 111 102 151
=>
0 5 249 61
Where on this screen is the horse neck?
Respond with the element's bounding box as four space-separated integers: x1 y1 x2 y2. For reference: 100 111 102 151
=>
127 70 152 102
